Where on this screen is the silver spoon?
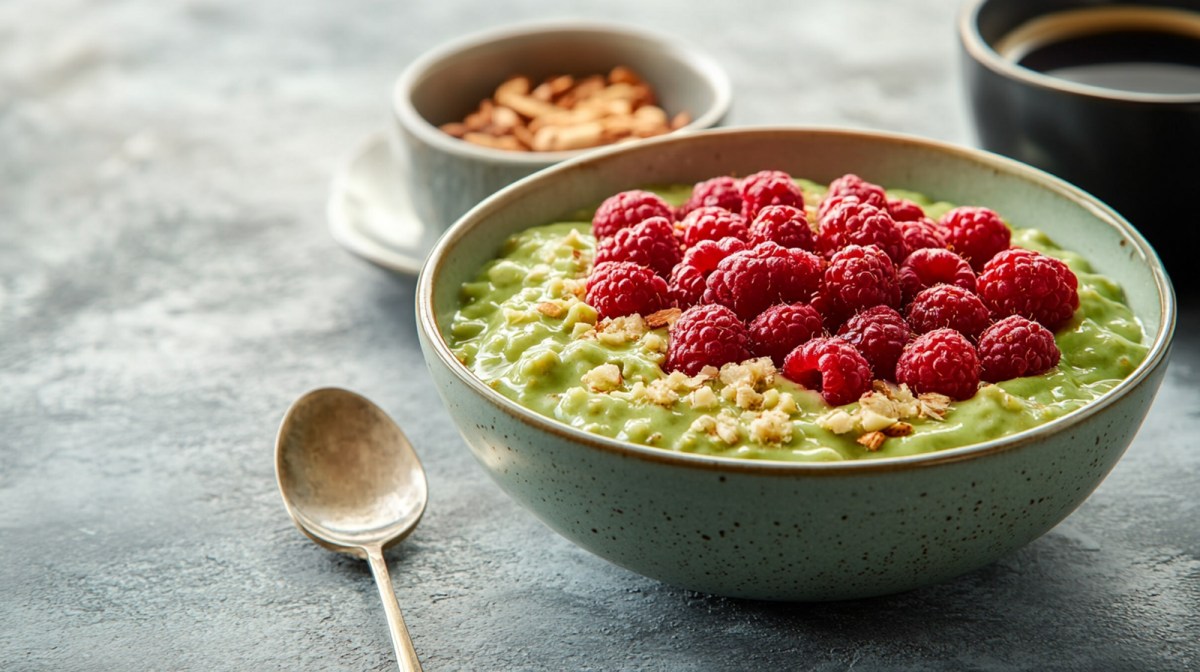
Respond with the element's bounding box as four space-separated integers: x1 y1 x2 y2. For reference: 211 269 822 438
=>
275 387 427 671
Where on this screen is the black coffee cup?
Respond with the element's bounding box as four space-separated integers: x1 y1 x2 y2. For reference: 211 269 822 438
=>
959 0 1200 285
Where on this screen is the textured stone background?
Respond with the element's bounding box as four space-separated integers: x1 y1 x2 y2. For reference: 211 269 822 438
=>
2 1 1197 670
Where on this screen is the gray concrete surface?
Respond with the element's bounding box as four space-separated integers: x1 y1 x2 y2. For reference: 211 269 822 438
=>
2 1 1197 670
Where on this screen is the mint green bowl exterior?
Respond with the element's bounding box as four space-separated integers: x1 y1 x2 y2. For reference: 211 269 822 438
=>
416 127 1175 601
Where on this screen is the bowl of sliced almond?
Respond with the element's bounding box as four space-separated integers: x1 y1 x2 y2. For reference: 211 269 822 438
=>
392 20 731 234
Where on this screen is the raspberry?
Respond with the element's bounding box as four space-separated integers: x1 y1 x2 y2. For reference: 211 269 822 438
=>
678 206 749 248
895 328 981 400
898 248 977 304
939 206 1011 271
818 244 901 326
591 190 674 240
593 216 681 278
977 248 1079 331
816 193 862 222
816 199 907 264
887 197 927 222
667 237 747 308
896 217 947 254
703 242 824 321
905 284 992 340
748 205 816 251
977 315 1062 382
680 176 743 216
825 173 889 212
665 303 751 376
586 261 669 320
748 302 826 366
836 305 914 381
781 337 873 406
740 169 805 220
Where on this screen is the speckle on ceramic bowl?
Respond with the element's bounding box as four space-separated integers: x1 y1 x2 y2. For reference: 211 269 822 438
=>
415 127 1175 601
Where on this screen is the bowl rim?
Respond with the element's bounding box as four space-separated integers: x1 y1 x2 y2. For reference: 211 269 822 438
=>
416 126 1177 475
392 19 733 166
959 0 1200 105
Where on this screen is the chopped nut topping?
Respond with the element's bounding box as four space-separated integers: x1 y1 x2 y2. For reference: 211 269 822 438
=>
562 228 589 250
714 358 775 411
860 387 916 420
857 431 887 451
816 381 952 449
641 332 667 354
440 68 686 152
818 409 856 435
643 379 680 406
687 412 742 445
609 314 648 336
536 302 565 318
859 408 897 432
666 370 712 391
688 386 719 410
620 381 647 403
582 363 622 392
644 307 682 329
917 392 953 420
557 277 586 301
749 409 793 444
733 385 764 411
593 315 648 345
689 415 717 434
719 357 776 391
595 331 624 347
714 413 742 445
570 322 594 339
775 392 799 415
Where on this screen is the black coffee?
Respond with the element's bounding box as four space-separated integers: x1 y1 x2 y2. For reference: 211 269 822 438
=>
1019 30 1200 94
997 7 1200 96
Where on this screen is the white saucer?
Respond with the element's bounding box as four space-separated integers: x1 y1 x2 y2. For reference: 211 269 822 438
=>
327 131 440 276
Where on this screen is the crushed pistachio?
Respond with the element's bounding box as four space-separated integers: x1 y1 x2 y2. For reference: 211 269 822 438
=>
582 363 622 392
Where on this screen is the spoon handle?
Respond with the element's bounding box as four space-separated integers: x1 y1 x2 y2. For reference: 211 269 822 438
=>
365 545 423 672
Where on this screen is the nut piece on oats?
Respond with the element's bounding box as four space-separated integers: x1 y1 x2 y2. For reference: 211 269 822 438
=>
856 431 887 451
644 307 682 330
593 314 649 346
749 408 794 444
536 302 566 318
582 363 623 392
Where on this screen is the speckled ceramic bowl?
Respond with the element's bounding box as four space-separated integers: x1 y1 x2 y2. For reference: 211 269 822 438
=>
415 127 1175 601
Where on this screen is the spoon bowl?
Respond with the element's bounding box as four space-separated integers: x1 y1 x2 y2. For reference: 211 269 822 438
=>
276 387 427 670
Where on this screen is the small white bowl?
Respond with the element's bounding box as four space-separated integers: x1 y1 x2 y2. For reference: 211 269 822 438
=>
391 20 732 233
